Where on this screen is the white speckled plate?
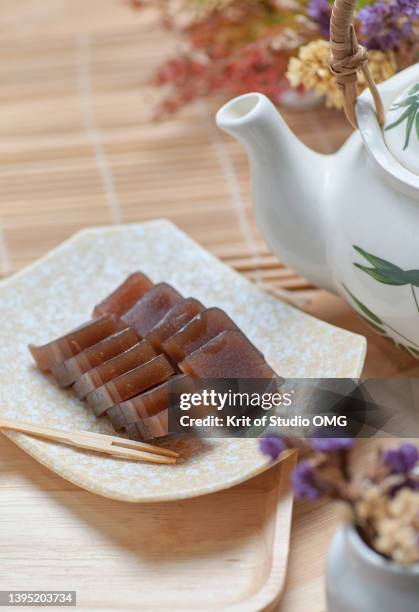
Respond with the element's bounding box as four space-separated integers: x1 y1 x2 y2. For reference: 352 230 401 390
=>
0 221 366 502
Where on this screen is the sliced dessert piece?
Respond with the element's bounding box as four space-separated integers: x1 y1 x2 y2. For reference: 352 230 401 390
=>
125 411 169 441
179 330 274 378
29 315 120 373
93 272 153 318
119 374 190 425
106 405 125 431
125 422 143 442
52 328 139 387
122 283 183 339
86 354 175 417
140 409 169 440
162 307 238 363
147 298 204 352
73 339 157 399
137 410 169 441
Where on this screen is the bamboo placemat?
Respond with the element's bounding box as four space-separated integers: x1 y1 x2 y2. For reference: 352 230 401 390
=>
0 0 354 312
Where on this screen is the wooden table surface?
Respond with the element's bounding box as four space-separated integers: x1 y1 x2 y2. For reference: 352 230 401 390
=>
0 2 417 610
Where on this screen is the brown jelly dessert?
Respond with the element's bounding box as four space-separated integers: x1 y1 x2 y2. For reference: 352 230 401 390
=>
93 272 153 318
180 330 274 378
106 405 125 431
29 315 120 373
124 423 143 442
28 270 280 448
73 340 157 399
147 298 204 352
137 410 169 441
125 411 169 441
122 283 183 339
86 354 175 417
52 328 139 388
119 374 190 425
162 307 238 363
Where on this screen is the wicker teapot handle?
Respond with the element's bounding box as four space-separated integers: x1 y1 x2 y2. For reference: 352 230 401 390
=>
330 0 385 129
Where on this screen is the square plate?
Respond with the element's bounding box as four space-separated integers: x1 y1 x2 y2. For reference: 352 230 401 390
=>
0 220 366 502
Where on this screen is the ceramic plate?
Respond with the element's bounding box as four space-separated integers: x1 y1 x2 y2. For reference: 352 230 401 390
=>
0 221 366 502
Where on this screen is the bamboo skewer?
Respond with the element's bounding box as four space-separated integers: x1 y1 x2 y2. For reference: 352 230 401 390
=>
0 417 178 464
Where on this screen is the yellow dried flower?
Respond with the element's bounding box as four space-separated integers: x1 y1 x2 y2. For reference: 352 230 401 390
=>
356 486 385 523
356 487 419 565
286 39 398 110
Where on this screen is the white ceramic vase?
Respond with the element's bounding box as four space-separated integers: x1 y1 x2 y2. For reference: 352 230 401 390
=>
326 524 419 612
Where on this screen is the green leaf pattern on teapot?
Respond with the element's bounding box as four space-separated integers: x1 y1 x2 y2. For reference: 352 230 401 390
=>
344 246 419 357
353 246 419 297
385 83 419 151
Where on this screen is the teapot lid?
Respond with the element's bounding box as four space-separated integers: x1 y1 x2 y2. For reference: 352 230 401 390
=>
384 83 419 176
355 64 419 198
329 1 418 182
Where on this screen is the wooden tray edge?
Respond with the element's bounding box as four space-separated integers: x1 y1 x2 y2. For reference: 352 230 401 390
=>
226 451 297 612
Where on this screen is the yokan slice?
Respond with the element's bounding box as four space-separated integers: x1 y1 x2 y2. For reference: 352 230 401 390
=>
137 410 169 441
106 405 125 431
147 298 204 352
52 327 139 388
86 354 175 417
29 315 120 373
180 330 275 378
124 422 143 442
122 283 183 339
125 411 169 441
162 307 238 363
119 374 190 425
73 340 156 399
93 272 153 318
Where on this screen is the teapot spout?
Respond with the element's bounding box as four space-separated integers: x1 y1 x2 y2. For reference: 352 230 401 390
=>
216 93 334 293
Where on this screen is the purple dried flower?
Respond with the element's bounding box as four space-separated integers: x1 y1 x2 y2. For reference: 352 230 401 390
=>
292 461 321 500
383 443 419 474
398 0 419 16
311 438 354 452
307 0 331 37
259 436 285 461
359 0 419 51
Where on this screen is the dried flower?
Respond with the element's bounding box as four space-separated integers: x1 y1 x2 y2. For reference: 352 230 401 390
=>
259 435 285 460
356 485 384 523
383 442 419 474
337 444 419 565
286 39 342 107
260 436 419 566
292 461 321 500
359 0 419 51
286 39 398 109
130 0 417 116
358 488 419 564
307 0 331 37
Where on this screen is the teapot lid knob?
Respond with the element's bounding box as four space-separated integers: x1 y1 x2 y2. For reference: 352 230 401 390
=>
384 83 419 176
330 0 385 129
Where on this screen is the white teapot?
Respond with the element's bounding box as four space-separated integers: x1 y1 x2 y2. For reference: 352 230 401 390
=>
216 1 419 356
